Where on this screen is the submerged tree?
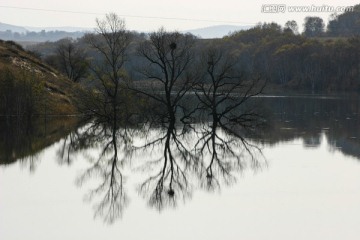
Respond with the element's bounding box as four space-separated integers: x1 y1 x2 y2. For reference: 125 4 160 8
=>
134 28 196 123
130 28 198 209
194 47 266 188
86 13 131 123
71 13 133 219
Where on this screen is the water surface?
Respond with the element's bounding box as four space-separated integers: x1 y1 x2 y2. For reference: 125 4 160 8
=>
1 95 360 240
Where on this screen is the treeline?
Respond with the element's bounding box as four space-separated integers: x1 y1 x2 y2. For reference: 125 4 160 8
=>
213 4 360 92
226 23 360 92
28 25 360 93
328 5 360 37
15 4 360 103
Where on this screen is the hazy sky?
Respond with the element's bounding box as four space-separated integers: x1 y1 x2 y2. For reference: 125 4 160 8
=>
0 0 359 31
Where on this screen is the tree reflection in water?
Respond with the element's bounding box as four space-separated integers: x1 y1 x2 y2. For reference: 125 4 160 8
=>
53 110 264 223
134 122 264 211
57 121 135 223
3 94 360 224
195 124 264 192
77 124 128 223
56 113 264 222
134 123 198 210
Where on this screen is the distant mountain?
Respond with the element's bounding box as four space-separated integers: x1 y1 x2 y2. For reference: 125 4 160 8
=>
183 25 254 39
25 26 92 32
0 22 254 41
0 22 91 33
0 22 28 33
0 22 88 42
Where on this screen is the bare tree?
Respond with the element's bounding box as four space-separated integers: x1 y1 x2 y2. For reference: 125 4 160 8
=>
134 28 196 123
194 47 266 187
194 48 265 130
129 29 198 209
56 39 88 82
86 13 131 124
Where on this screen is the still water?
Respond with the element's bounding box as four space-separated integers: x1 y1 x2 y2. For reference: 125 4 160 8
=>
1 95 360 240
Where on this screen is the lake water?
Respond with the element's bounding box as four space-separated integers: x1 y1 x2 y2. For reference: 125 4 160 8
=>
1 94 360 240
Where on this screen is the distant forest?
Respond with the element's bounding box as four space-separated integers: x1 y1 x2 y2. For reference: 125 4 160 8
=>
21 5 360 93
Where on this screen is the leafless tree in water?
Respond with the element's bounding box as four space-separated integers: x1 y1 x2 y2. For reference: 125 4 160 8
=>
86 13 131 124
193 47 267 190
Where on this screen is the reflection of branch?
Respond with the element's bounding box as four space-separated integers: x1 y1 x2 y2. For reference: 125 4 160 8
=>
78 143 128 224
56 130 79 165
136 123 195 211
19 154 41 172
73 124 134 224
194 122 264 192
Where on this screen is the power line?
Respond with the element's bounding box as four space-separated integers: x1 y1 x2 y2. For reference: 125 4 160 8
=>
0 5 256 25
0 5 100 15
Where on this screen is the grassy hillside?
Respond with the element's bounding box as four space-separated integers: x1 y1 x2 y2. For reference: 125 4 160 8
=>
0 40 81 116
